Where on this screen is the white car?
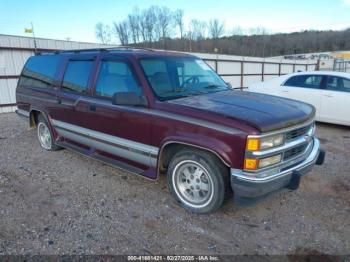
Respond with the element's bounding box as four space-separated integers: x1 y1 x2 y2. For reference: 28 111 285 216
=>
247 71 350 126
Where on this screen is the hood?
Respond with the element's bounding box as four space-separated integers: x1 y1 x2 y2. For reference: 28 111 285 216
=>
167 90 315 133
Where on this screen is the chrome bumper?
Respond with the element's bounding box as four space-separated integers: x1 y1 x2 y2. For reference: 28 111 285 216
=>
231 138 324 198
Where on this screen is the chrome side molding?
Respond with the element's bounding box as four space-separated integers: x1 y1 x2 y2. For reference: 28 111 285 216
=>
51 119 159 167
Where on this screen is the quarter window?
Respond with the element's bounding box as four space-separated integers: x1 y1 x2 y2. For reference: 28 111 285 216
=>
19 55 60 88
95 61 141 98
284 75 322 89
326 76 350 93
62 60 93 94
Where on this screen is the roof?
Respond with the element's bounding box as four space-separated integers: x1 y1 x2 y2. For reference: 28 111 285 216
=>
251 70 350 87
287 70 350 79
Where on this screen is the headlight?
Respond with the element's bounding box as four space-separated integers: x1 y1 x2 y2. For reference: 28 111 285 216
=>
259 154 282 168
260 134 284 150
246 134 284 151
244 154 282 170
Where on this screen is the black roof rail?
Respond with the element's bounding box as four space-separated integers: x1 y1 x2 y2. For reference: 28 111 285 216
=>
52 47 111 54
36 46 157 55
115 46 157 52
35 48 108 55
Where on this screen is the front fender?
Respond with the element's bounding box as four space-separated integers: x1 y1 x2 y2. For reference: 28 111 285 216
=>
157 131 244 171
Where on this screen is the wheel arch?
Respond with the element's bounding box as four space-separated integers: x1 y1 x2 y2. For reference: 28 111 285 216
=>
157 140 232 177
29 109 40 128
29 108 50 128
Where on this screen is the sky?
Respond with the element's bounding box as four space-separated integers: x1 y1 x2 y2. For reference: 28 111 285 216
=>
0 0 350 43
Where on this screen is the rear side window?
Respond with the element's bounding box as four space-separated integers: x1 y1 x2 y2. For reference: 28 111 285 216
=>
95 61 141 98
326 76 350 93
19 55 60 88
284 75 322 89
62 60 93 94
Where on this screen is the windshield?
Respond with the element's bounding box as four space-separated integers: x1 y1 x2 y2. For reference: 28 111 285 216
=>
140 57 230 100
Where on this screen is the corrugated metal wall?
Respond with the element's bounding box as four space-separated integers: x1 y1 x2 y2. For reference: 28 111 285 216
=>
0 34 110 113
0 34 110 50
0 34 318 113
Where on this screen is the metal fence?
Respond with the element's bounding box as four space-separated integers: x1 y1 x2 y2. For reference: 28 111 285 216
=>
0 35 319 112
200 57 318 89
333 59 350 73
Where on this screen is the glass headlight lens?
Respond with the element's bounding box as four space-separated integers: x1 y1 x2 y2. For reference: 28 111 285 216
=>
259 154 282 168
260 134 284 150
246 134 284 151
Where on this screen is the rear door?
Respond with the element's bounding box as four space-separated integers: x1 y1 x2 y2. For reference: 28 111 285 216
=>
320 75 350 125
51 55 97 145
280 74 324 119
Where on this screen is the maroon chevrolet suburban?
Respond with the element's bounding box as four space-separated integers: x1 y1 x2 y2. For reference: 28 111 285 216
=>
16 48 325 213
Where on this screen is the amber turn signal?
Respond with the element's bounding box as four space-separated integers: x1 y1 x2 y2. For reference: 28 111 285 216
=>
246 138 260 151
244 158 259 170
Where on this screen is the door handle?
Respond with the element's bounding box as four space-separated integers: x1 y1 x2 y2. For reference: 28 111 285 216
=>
282 90 289 93
324 94 333 97
89 104 96 112
57 98 62 104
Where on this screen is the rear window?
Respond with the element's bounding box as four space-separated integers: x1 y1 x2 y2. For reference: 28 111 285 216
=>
19 55 60 88
284 75 322 89
326 76 350 93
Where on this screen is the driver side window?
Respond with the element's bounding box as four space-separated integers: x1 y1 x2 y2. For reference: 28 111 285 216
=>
95 60 141 98
140 59 173 95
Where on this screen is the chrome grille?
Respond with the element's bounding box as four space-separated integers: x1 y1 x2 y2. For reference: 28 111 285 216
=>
285 124 312 141
283 143 308 161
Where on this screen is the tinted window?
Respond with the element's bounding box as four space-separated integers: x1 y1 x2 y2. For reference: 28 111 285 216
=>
62 60 93 94
284 75 322 89
19 55 60 88
95 61 141 98
326 76 350 93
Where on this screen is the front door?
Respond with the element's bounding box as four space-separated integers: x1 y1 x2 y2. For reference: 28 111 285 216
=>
280 74 324 120
81 57 156 171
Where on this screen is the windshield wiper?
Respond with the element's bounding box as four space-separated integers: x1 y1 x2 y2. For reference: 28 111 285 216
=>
203 84 227 89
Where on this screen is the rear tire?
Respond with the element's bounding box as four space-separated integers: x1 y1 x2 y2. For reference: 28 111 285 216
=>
37 114 61 151
167 148 230 214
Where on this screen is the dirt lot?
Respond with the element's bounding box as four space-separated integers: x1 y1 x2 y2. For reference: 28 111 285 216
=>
0 112 349 256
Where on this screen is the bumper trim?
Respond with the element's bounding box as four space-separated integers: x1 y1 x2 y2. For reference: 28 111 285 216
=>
15 109 30 118
231 138 321 184
230 138 324 199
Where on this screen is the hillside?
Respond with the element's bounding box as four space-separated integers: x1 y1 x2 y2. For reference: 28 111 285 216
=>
133 29 350 57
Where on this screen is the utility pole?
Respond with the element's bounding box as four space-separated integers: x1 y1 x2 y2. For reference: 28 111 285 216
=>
31 22 38 54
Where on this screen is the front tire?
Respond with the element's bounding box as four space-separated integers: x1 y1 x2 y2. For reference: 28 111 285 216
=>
167 149 230 214
37 114 61 151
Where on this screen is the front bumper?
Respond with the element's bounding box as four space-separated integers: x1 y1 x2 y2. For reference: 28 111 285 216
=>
231 138 325 198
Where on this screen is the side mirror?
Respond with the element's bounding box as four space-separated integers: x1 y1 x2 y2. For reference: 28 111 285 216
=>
112 92 147 107
226 82 233 89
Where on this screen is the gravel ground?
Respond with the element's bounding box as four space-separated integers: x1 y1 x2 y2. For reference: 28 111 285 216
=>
0 112 349 256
